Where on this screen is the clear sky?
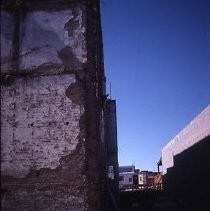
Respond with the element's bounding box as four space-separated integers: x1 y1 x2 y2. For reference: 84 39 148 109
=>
101 0 210 171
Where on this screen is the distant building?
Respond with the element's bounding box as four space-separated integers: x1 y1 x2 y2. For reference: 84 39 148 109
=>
143 171 158 187
161 105 210 210
119 166 135 189
119 166 135 174
138 171 147 186
153 173 163 190
119 166 158 190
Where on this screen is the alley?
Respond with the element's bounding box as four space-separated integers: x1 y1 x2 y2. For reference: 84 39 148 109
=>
119 189 178 211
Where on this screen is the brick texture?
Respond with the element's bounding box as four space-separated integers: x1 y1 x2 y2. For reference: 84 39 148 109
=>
1 0 106 210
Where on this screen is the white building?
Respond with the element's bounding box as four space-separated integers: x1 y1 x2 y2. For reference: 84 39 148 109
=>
161 105 210 174
119 166 157 190
138 171 147 185
119 166 135 189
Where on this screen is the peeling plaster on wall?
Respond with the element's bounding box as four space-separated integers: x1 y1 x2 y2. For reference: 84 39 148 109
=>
20 8 86 70
1 74 84 178
1 1 106 210
66 80 84 105
0 11 14 72
57 46 81 69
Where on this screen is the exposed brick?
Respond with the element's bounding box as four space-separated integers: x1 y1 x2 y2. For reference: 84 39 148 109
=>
1 1 106 210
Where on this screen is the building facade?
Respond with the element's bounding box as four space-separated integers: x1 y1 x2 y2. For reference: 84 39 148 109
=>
119 166 135 190
119 166 158 190
161 105 210 210
105 99 120 210
137 172 147 186
1 0 113 210
161 105 210 175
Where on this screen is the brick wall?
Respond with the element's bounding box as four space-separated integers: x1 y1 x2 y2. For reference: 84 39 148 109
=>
1 75 84 178
1 0 106 210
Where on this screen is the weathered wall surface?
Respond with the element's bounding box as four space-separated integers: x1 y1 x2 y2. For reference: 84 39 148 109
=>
19 9 86 70
1 74 84 178
105 100 119 210
1 1 100 210
0 11 14 71
1 3 86 73
1 0 107 210
162 105 210 174
2 187 86 211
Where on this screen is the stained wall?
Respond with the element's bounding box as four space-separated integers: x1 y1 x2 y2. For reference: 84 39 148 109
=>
1 1 106 210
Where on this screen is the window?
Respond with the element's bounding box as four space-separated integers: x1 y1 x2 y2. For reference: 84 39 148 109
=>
119 176 124 181
108 165 114 180
129 177 132 183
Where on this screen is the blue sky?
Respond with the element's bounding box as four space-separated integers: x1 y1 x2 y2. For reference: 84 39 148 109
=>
101 0 210 171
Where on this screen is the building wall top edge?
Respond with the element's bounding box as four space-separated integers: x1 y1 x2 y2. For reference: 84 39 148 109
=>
162 105 210 152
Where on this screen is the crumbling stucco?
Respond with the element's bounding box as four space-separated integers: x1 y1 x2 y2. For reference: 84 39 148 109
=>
0 7 86 72
1 74 84 178
0 11 14 72
20 8 86 70
1 1 106 210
